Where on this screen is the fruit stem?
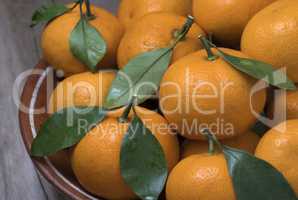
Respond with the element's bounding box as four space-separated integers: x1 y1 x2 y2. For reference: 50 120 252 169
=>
201 128 223 155
208 137 215 155
118 96 137 123
84 0 95 19
79 0 84 18
207 33 213 43
171 15 194 48
198 35 218 61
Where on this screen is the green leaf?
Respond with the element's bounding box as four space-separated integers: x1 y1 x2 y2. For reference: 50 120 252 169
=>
104 48 173 109
216 49 296 90
120 115 168 200
223 146 297 200
31 3 70 27
31 107 106 156
70 17 107 72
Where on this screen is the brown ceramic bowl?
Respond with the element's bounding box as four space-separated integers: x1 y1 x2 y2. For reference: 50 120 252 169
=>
18 61 103 200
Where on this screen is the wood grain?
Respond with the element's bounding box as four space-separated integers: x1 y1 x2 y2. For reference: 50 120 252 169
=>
0 0 54 199
0 0 119 199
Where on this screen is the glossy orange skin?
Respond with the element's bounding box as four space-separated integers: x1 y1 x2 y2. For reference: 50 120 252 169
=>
118 0 192 29
193 0 276 47
71 107 180 199
182 131 260 158
166 154 236 200
48 71 116 113
159 48 266 140
42 5 124 76
117 12 205 68
279 90 298 120
241 0 298 82
255 120 298 195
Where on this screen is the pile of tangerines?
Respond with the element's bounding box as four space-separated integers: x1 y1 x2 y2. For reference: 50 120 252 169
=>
30 0 298 199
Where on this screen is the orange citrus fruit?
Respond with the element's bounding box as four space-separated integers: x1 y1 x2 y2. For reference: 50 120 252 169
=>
181 131 260 158
42 4 124 76
255 119 298 195
118 0 192 29
193 0 276 47
117 12 205 68
166 153 236 200
159 48 266 140
268 87 298 124
71 107 180 199
48 71 116 113
241 0 298 82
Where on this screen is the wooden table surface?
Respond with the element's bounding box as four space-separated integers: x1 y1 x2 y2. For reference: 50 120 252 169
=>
0 0 119 199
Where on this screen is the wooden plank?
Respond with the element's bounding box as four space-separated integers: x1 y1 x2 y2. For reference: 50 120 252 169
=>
0 0 66 199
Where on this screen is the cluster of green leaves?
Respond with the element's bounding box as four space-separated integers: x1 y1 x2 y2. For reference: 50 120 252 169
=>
31 106 168 200
31 0 106 72
104 15 195 110
202 129 297 200
30 13 195 200
30 4 297 199
198 38 297 199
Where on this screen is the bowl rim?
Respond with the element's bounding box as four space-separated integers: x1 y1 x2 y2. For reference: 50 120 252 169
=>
18 60 101 200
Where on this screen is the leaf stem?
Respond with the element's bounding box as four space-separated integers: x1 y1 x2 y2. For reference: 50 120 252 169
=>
171 15 194 48
201 128 223 154
198 35 218 61
118 96 137 123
